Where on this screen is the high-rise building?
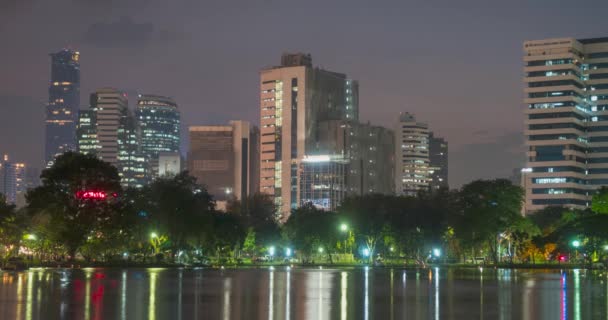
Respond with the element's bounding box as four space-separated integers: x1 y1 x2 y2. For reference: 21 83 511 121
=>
77 109 99 155
429 132 448 190
118 113 148 188
0 155 26 204
395 112 431 196
45 49 80 166
299 155 348 211
136 95 181 179
317 120 394 196
90 88 128 166
259 53 359 216
522 37 608 213
188 121 259 202
78 88 147 188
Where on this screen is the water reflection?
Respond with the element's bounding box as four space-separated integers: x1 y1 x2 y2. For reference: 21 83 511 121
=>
0 267 607 319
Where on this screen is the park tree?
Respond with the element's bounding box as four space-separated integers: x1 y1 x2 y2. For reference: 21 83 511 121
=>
592 187 608 214
139 172 215 257
206 211 245 261
227 193 281 248
284 204 339 262
338 194 398 262
0 194 25 262
453 179 524 264
26 152 123 260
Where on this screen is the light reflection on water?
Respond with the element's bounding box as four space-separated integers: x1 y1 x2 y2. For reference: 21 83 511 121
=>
0 267 607 319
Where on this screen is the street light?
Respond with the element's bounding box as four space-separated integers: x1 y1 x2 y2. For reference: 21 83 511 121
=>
285 248 292 257
362 248 370 257
150 232 158 239
571 240 581 262
340 224 348 232
25 234 36 241
433 248 441 258
318 247 324 253
268 246 276 257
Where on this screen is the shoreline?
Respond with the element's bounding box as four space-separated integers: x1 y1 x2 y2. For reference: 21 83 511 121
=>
5 262 604 271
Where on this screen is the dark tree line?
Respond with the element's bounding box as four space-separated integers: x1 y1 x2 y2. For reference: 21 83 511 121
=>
2 152 608 266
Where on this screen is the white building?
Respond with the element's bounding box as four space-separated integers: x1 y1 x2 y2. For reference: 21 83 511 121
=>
395 112 431 196
259 53 358 217
523 37 608 213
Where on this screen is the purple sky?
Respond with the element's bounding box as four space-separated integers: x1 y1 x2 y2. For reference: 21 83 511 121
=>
1 0 607 187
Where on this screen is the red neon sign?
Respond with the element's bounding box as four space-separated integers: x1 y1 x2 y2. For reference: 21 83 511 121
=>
76 190 107 200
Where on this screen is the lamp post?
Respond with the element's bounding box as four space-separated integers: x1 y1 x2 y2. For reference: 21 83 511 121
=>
571 240 581 263
339 223 352 255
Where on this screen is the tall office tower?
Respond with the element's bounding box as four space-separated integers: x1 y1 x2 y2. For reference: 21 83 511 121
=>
429 132 448 190
45 49 80 166
259 53 359 216
136 95 181 179
317 120 395 197
77 109 99 155
90 88 128 166
118 112 148 188
523 37 608 213
188 121 259 202
79 88 147 188
395 112 431 196
0 155 26 204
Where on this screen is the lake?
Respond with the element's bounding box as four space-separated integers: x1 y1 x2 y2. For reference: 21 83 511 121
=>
0 267 606 319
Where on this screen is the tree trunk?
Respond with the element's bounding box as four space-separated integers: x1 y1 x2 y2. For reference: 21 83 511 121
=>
68 247 77 263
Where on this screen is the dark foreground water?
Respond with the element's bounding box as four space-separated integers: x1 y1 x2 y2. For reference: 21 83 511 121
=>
0 267 607 319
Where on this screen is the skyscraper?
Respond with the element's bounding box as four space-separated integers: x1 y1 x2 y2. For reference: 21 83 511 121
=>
0 155 26 204
77 109 99 155
259 53 359 216
78 88 147 188
90 88 128 166
523 37 608 213
188 121 259 202
317 120 395 196
429 132 448 190
45 49 80 166
136 95 181 179
395 112 431 196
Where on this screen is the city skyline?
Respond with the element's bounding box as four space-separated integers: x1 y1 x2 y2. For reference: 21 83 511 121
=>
3 0 608 187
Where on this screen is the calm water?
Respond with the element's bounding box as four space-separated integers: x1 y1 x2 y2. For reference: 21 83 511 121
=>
0 267 607 319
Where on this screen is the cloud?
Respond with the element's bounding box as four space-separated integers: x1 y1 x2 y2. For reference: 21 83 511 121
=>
450 131 525 188
82 16 179 48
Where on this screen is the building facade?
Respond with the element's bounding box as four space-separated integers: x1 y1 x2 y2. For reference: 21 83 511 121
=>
136 95 181 179
429 132 449 190
395 112 431 196
78 88 147 188
0 155 26 204
77 109 99 155
299 155 348 210
45 49 80 167
523 37 608 213
188 121 259 202
259 53 359 216
316 120 395 196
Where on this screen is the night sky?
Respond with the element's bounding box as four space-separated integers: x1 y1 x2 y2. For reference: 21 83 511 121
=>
2 0 608 187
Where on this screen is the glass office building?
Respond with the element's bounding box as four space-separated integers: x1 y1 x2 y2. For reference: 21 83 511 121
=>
45 49 80 166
